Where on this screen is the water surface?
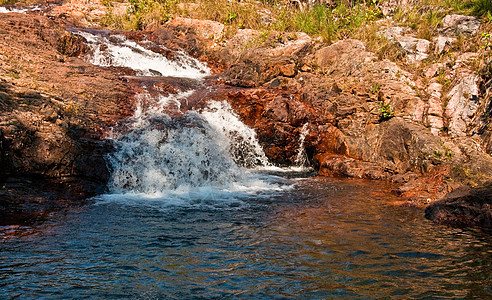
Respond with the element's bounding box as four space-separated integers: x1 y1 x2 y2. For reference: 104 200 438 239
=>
1 177 491 299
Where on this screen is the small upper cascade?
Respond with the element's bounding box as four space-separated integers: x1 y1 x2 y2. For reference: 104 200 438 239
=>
0 6 41 13
76 31 210 79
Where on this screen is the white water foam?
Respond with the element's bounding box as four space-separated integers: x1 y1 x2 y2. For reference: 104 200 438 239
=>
76 31 210 79
101 94 287 207
201 101 271 169
294 123 310 167
0 6 41 13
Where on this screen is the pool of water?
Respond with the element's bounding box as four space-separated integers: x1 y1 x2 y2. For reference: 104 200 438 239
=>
1 176 491 299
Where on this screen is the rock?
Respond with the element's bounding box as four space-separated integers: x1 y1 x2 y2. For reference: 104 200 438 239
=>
315 39 375 75
454 52 479 69
379 26 411 40
441 14 481 36
395 36 430 63
378 27 430 63
427 82 444 135
265 32 313 57
316 154 391 180
389 172 419 183
425 182 492 228
167 17 225 42
433 36 456 54
445 74 480 137
49 0 108 27
0 13 132 223
424 63 444 78
226 29 261 56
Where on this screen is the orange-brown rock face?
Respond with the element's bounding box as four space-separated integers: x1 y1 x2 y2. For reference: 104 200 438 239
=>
0 13 133 215
207 26 492 210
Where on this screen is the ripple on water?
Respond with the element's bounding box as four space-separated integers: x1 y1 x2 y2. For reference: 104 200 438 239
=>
1 178 491 298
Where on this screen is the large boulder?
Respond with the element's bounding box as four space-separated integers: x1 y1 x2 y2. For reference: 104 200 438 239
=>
425 182 492 228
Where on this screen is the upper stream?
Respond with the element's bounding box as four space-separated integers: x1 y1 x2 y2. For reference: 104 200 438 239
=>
0 31 491 299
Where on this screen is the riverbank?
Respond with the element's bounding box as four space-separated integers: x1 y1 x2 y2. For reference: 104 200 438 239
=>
0 0 491 228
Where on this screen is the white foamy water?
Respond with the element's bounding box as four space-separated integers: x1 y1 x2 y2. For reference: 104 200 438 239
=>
76 31 210 79
295 122 310 167
201 101 271 168
0 6 41 13
102 93 287 207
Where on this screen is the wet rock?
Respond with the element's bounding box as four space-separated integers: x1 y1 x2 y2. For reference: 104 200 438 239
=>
389 172 419 184
316 154 391 180
441 14 481 36
0 13 132 223
425 182 492 228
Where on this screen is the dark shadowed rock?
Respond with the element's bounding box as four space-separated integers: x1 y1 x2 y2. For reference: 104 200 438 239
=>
425 182 492 228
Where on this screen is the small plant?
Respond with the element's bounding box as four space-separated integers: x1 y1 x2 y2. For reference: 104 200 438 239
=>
481 32 492 50
370 82 382 94
445 148 452 159
8 71 20 79
436 67 451 86
225 12 237 24
379 102 394 121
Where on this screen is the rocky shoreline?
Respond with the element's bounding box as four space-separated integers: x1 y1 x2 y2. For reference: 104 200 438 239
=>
0 1 491 228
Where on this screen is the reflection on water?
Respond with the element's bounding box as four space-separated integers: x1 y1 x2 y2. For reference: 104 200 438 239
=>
1 177 491 298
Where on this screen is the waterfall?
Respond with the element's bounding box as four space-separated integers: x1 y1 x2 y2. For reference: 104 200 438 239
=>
107 95 274 195
76 31 285 203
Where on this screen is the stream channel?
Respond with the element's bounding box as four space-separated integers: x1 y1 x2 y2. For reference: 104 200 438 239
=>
1 30 491 299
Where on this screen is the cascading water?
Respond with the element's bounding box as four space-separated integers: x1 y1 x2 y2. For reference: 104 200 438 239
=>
0 6 41 13
294 122 310 168
76 31 285 204
76 31 209 78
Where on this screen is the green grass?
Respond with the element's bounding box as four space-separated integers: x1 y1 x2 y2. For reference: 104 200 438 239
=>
99 0 491 49
272 2 383 43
